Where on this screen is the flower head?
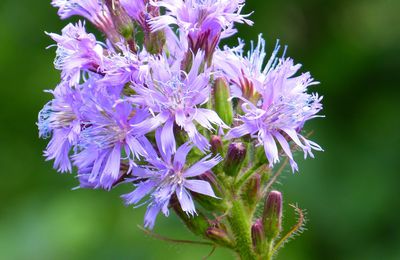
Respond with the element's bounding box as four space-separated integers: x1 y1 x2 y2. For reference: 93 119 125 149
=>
47 22 104 86
72 88 148 189
150 0 252 56
226 39 323 171
38 82 83 172
122 131 222 229
131 52 226 153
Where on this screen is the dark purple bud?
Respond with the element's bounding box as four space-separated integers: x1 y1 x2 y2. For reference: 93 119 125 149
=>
210 135 223 156
251 219 264 254
224 142 247 177
262 190 283 241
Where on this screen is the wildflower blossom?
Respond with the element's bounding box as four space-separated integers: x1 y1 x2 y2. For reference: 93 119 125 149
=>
150 0 253 56
130 52 227 153
73 91 148 190
226 38 323 171
38 82 83 172
47 22 104 86
122 133 221 229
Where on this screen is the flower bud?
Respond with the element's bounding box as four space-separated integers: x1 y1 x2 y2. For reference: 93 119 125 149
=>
171 195 209 238
104 0 136 50
224 142 247 177
241 174 261 212
251 219 264 254
206 227 234 248
210 135 223 156
262 190 283 241
214 78 233 126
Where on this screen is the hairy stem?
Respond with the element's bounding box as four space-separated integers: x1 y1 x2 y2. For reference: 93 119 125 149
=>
228 200 257 260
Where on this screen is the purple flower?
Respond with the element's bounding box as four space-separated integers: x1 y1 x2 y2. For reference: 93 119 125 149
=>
130 53 227 153
98 44 144 87
150 0 253 56
226 38 323 171
72 90 148 190
51 0 115 34
38 82 83 173
47 22 104 86
122 131 222 229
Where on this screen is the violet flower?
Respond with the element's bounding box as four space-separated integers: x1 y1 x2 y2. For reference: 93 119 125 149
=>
122 131 221 229
38 82 83 173
130 52 227 153
73 91 148 190
149 0 253 56
47 22 104 86
226 40 323 171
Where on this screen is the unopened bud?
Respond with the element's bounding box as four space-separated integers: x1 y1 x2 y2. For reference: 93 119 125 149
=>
206 227 234 248
144 30 166 54
262 190 283 241
251 219 264 254
224 142 247 177
105 0 135 49
214 78 233 126
210 135 223 156
171 196 209 238
241 174 261 212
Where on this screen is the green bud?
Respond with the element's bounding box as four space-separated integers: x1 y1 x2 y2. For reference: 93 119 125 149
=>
214 77 233 126
251 219 264 254
241 173 261 213
206 227 234 248
224 142 247 177
144 30 166 55
171 196 209 238
262 190 283 241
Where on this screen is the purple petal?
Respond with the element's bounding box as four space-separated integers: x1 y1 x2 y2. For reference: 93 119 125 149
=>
185 180 217 198
122 180 157 205
177 186 196 216
184 155 222 178
161 118 176 155
103 144 121 180
144 204 161 230
260 131 279 167
173 142 193 170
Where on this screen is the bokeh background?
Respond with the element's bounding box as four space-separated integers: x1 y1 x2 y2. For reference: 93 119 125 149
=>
1 0 399 259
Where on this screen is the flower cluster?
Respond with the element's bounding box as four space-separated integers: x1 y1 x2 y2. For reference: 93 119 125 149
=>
39 0 323 237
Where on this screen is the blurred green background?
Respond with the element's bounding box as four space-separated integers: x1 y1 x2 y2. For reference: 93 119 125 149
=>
1 0 399 259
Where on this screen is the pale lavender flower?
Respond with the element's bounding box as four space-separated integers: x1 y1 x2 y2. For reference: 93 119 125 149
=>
73 93 148 190
150 0 252 56
122 132 221 229
98 44 144 87
47 22 104 86
51 0 115 33
38 82 83 173
130 53 227 153
226 40 323 171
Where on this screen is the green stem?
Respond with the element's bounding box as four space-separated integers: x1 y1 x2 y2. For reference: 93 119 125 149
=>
228 200 257 260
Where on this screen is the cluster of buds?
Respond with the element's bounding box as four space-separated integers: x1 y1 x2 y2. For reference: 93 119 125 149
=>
38 0 322 259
